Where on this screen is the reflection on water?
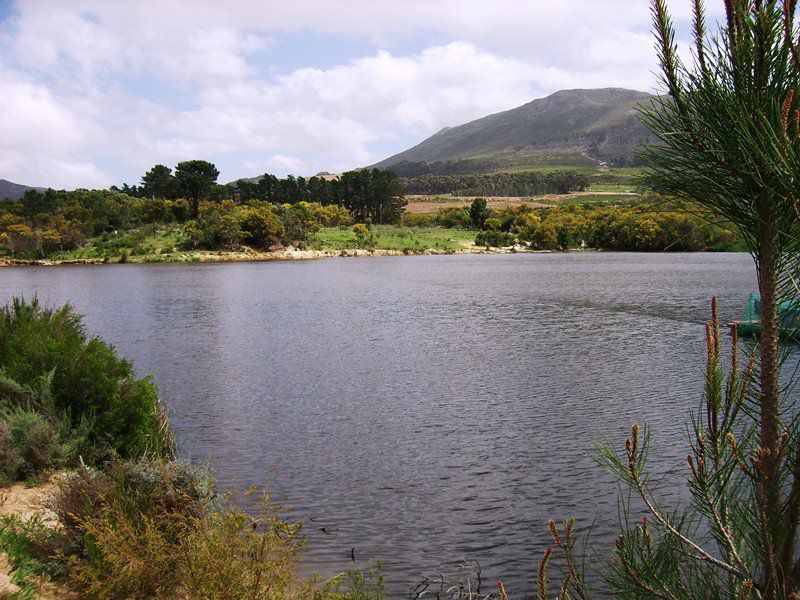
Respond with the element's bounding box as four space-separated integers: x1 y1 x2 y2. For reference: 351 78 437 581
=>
0 252 764 594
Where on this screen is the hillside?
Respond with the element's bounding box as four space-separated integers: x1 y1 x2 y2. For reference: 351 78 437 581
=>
372 88 657 171
0 179 44 200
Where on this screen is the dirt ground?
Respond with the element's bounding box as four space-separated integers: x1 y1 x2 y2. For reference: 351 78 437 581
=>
0 475 72 599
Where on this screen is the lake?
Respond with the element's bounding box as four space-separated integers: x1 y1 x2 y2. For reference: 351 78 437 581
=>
0 252 759 595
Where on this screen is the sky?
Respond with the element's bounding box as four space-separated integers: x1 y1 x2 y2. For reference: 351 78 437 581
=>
0 0 725 189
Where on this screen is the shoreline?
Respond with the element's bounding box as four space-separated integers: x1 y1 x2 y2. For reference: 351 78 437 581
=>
0 244 546 267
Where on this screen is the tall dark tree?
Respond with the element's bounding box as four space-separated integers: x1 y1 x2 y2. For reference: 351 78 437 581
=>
338 169 406 224
141 164 178 199
469 197 489 229
174 160 220 218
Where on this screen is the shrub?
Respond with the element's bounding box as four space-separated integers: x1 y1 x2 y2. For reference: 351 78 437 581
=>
0 514 64 588
0 421 22 483
183 201 243 250
475 231 516 248
352 223 376 248
400 213 434 228
4 408 62 479
309 203 353 227
0 223 37 256
435 206 471 229
42 460 322 599
240 207 285 250
0 298 173 463
483 217 502 231
527 221 558 250
278 203 321 245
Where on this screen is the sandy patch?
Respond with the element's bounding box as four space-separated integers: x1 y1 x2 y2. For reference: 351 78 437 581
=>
0 474 73 599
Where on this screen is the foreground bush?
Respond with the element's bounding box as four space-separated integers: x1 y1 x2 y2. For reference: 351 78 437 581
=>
0 297 173 469
0 459 383 599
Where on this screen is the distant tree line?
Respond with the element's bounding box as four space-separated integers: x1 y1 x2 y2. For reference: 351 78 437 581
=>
117 162 406 225
229 169 406 224
400 170 589 196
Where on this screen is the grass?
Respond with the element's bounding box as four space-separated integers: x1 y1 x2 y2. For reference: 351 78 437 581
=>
53 225 185 262
585 183 640 193
314 226 475 252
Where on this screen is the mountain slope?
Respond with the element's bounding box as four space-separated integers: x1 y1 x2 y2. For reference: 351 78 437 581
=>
0 179 45 200
373 88 657 169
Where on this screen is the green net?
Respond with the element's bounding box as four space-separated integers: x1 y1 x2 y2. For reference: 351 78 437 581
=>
742 293 800 329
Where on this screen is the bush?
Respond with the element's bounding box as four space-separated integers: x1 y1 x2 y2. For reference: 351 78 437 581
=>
183 201 243 250
240 207 285 250
42 460 315 599
308 203 353 227
483 217 502 231
475 231 517 248
527 221 558 250
435 207 471 229
0 457 386 599
400 213 434 228
0 298 173 464
3 408 62 480
277 203 321 245
0 421 22 483
352 223 376 248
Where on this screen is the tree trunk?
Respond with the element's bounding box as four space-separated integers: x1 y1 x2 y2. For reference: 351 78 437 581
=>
757 197 782 594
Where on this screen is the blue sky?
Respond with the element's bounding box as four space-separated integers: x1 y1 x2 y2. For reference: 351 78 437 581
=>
0 0 723 189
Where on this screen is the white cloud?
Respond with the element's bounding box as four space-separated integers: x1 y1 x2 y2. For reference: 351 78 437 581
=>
0 60 112 188
245 155 307 175
0 0 729 187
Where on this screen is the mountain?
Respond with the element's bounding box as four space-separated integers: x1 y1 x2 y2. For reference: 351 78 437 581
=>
372 88 657 170
0 179 45 200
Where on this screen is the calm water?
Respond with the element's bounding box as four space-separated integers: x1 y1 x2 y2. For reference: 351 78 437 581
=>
0 253 758 595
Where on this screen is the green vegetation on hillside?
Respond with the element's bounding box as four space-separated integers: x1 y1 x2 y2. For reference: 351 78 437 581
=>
400 170 589 196
405 197 742 251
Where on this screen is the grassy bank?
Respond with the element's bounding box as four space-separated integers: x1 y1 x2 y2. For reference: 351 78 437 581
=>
7 224 479 266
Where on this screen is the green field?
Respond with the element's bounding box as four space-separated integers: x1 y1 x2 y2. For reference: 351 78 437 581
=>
314 225 475 252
